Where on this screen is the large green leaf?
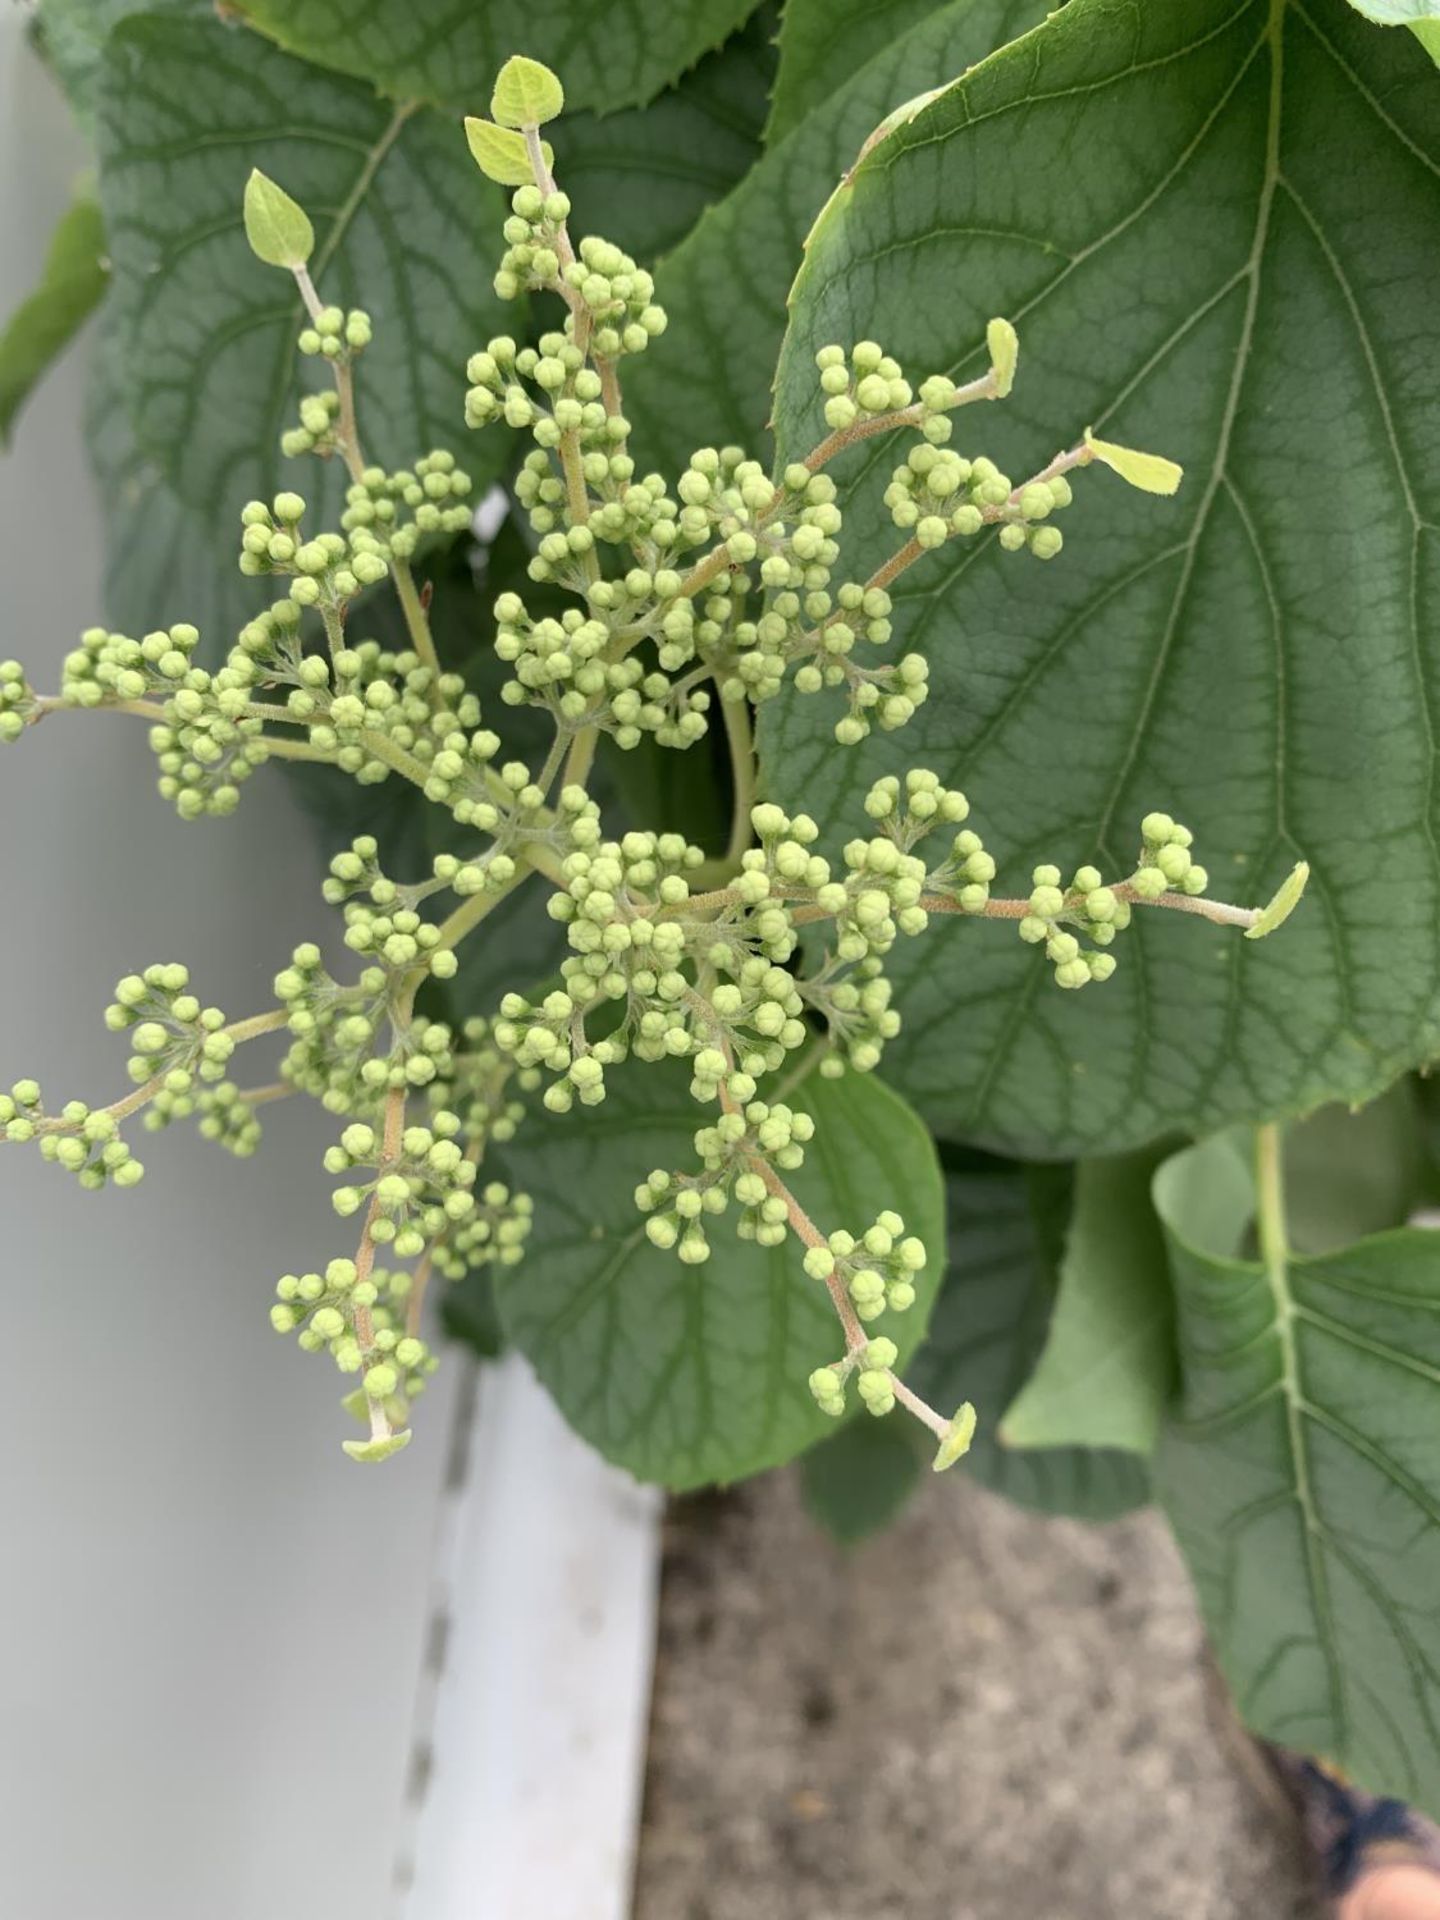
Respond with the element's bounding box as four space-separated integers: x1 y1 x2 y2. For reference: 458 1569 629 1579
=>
96 14 513 546
85 313 270 640
623 0 1050 473
495 1062 945 1488
906 1152 1152 1519
1155 1130 1440 1812
555 5 776 263
0 195 108 448
1000 1146 1175 1455
762 0 1440 1158
766 0 960 145
232 0 764 117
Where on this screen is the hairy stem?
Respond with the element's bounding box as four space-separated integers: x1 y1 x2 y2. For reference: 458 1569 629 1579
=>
390 558 441 677
4 1007 289 1143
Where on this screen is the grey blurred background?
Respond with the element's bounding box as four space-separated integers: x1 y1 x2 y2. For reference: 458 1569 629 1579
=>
0 23 464 1917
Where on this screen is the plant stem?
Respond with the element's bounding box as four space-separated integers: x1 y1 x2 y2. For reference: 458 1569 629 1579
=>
432 858 534 953
1255 1121 1288 1278
390 557 442 677
6 1007 289 1143
351 1082 407 1372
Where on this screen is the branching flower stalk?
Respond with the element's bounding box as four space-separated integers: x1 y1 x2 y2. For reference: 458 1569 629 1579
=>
0 56 1309 1466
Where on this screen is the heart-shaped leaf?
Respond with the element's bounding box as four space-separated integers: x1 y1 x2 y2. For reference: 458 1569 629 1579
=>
761 0 1440 1159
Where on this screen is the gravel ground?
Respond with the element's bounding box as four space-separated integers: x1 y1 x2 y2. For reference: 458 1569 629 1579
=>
634 1469 1327 1920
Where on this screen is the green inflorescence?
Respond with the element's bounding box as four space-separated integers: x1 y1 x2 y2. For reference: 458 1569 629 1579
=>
0 54 1308 1469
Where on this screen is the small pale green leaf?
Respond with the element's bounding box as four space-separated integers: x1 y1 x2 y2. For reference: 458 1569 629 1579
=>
1412 18 1440 60
1000 1146 1174 1456
905 1155 1152 1521
986 316 1018 399
801 1415 924 1542
1155 1128 1440 1814
241 167 313 269
1244 862 1311 939
464 118 553 188
495 1062 945 1489
491 54 565 128
342 1428 412 1461
0 194 108 448
1082 428 1184 497
932 1401 977 1471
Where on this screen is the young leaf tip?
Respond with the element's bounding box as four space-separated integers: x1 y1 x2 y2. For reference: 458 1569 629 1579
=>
1244 861 1310 939
464 117 554 187
1083 428 1183 496
987 318 1018 397
342 1428 412 1463
933 1401 978 1472
491 55 564 129
242 169 314 271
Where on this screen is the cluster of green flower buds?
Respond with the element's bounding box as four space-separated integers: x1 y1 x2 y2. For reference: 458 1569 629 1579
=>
0 657 35 740
271 1256 435 1455
802 1213 926 1323
105 963 236 1088
239 493 389 602
338 451 473 561
1130 811 1208 899
1014 815 1208 988
635 1099 816 1261
325 1111 478 1258
0 1079 144 1189
814 341 913 434
1019 863 1127 987
57 621 200 708
429 1180 534 1281
440 1017 537 1155
809 1336 900 1418
273 942 451 1113
146 1077 265 1157
884 444 1071 561
297 303 372 362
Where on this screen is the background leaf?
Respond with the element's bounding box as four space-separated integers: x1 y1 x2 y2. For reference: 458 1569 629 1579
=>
0 194 108 447
1155 1131 1440 1813
906 1150 1152 1520
555 4 777 261
32 0 206 122
623 0 1051 472
762 0 1440 1159
1284 1081 1430 1253
1000 1145 1175 1455
800 1412 926 1543
232 0 765 117
766 0 985 145
495 1062 945 1488
97 14 514 551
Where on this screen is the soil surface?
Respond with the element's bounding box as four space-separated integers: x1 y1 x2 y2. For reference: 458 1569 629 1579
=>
634 1469 1327 1920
